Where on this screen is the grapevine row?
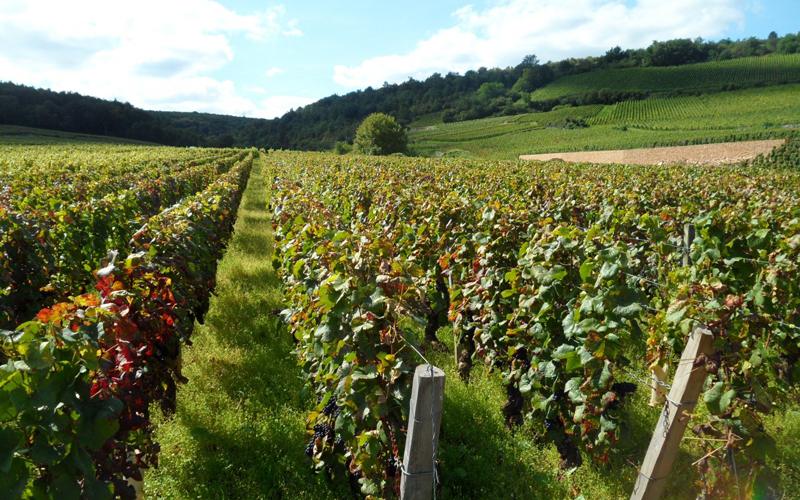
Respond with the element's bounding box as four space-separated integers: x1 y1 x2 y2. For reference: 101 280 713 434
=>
0 150 255 499
0 149 249 328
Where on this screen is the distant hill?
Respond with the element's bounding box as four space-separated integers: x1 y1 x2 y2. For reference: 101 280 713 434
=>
409 84 800 159
530 53 800 103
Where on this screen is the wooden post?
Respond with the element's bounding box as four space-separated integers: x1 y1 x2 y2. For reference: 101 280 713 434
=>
683 223 696 267
401 364 445 500
630 326 715 500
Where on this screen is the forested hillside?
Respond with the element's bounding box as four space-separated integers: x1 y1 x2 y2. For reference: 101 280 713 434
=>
2 32 799 150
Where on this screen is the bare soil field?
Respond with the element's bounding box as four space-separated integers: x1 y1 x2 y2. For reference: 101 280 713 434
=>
519 139 787 166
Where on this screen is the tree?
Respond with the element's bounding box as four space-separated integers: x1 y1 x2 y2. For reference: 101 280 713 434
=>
333 141 353 155
476 82 505 101
353 113 407 156
520 54 540 68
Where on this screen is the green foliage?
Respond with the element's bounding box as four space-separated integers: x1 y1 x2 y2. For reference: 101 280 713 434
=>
333 141 353 155
353 113 408 156
267 150 800 498
440 149 476 158
546 117 589 129
0 148 253 498
646 38 706 67
746 141 800 170
0 146 248 328
477 82 506 101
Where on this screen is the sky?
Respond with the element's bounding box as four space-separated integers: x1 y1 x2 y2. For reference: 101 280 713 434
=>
0 0 797 119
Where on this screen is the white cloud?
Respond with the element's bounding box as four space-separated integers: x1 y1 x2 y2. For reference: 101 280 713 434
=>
244 86 267 93
252 95 318 119
0 1 302 116
282 20 303 37
266 67 284 77
333 0 747 88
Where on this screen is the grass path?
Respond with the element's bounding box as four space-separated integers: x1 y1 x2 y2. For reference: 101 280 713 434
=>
146 157 800 499
146 158 349 499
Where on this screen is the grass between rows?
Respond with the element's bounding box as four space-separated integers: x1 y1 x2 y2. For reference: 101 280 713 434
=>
146 158 349 499
147 159 800 499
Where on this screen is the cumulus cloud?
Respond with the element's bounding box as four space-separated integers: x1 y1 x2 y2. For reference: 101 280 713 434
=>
266 67 284 77
333 0 747 88
0 0 303 116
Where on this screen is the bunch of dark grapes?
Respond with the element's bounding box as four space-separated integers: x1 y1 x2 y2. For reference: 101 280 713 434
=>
323 397 339 417
606 399 620 411
552 389 566 403
512 348 531 371
544 419 563 432
386 455 401 477
611 382 637 400
305 423 333 457
314 422 334 441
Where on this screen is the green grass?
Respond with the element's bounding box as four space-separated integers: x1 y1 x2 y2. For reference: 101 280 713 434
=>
0 124 157 145
145 159 350 500
410 84 800 159
530 53 800 102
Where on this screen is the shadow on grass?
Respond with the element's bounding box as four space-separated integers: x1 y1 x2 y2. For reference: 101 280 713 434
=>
436 379 559 500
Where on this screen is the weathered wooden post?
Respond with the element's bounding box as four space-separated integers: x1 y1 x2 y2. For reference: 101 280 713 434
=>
401 364 445 500
683 223 696 267
630 325 714 500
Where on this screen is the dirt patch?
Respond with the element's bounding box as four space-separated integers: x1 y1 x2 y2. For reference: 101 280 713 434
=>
519 139 787 166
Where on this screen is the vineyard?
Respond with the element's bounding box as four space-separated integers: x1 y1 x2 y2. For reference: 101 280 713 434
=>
529 53 800 102
2 140 800 500
0 125 159 146
267 149 800 499
0 144 255 499
589 85 800 131
409 84 800 159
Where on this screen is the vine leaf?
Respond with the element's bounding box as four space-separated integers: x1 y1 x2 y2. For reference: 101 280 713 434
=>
704 382 736 415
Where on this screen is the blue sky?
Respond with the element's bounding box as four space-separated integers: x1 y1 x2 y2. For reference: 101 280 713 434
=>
0 0 797 118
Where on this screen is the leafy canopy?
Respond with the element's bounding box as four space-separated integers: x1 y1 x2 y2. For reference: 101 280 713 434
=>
353 113 407 156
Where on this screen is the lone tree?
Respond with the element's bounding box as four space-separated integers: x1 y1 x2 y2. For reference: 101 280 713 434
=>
353 113 407 156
